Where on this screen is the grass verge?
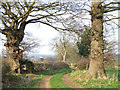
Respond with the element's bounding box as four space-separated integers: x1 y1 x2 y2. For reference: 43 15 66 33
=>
69 69 119 88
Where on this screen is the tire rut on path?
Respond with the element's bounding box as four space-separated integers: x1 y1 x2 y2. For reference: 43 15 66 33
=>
40 75 53 89
62 73 82 89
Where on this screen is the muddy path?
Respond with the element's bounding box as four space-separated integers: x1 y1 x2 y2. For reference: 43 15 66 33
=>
39 73 82 89
40 75 53 89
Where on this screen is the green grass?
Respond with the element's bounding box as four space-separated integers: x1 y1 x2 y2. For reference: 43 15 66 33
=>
75 78 118 88
105 69 118 80
42 69 63 75
69 70 119 88
3 68 74 88
50 73 70 88
50 68 73 89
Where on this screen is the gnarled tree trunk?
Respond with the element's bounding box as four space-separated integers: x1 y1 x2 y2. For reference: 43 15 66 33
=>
88 0 106 78
4 29 24 73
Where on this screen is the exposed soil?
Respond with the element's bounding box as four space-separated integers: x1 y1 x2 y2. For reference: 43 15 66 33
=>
39 73 84 89
40 75 53 89
62 73 83 89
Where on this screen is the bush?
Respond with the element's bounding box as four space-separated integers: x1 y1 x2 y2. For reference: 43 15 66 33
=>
77 57 89 70
26 60 34 73
20 59 34 73
34 63 44 73
1 57 11 76
42 61 53 70
34 61 53 73
33 60 70 74
52 61 69 70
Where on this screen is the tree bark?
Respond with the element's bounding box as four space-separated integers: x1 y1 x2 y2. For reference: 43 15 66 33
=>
4 29 24 73
63 51 66 62
88 0 106 78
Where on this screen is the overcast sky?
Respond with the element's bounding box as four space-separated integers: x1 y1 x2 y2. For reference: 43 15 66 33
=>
0 23 59 55
25 23 59 55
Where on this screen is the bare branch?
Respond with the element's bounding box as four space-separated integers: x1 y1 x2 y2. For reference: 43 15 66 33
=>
0 15 11 24
14 2 22 15
103 7 120 13
104 17 120 22
0 28 10 35
0 18 9 28
17 2 35 22
103 2 120 8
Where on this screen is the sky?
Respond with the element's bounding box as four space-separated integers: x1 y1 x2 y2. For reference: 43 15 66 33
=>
24 23 59 55
0 23 59 56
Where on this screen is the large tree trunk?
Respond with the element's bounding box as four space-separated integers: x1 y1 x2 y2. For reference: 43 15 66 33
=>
4 30 24 73
88 0 106 78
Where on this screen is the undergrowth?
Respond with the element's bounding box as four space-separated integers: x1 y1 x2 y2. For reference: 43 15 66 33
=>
69 69 119 88
3 74 44 88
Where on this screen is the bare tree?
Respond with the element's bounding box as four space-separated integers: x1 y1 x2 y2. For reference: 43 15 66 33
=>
66 45 80 65
52 31 80 63
52 32 70 62
0 0 67 73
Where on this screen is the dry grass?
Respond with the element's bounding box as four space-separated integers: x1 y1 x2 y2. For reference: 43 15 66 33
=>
1 57 11 76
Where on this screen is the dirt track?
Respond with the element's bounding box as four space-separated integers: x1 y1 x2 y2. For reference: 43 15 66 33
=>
40 75 53 89
39 73 82 89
